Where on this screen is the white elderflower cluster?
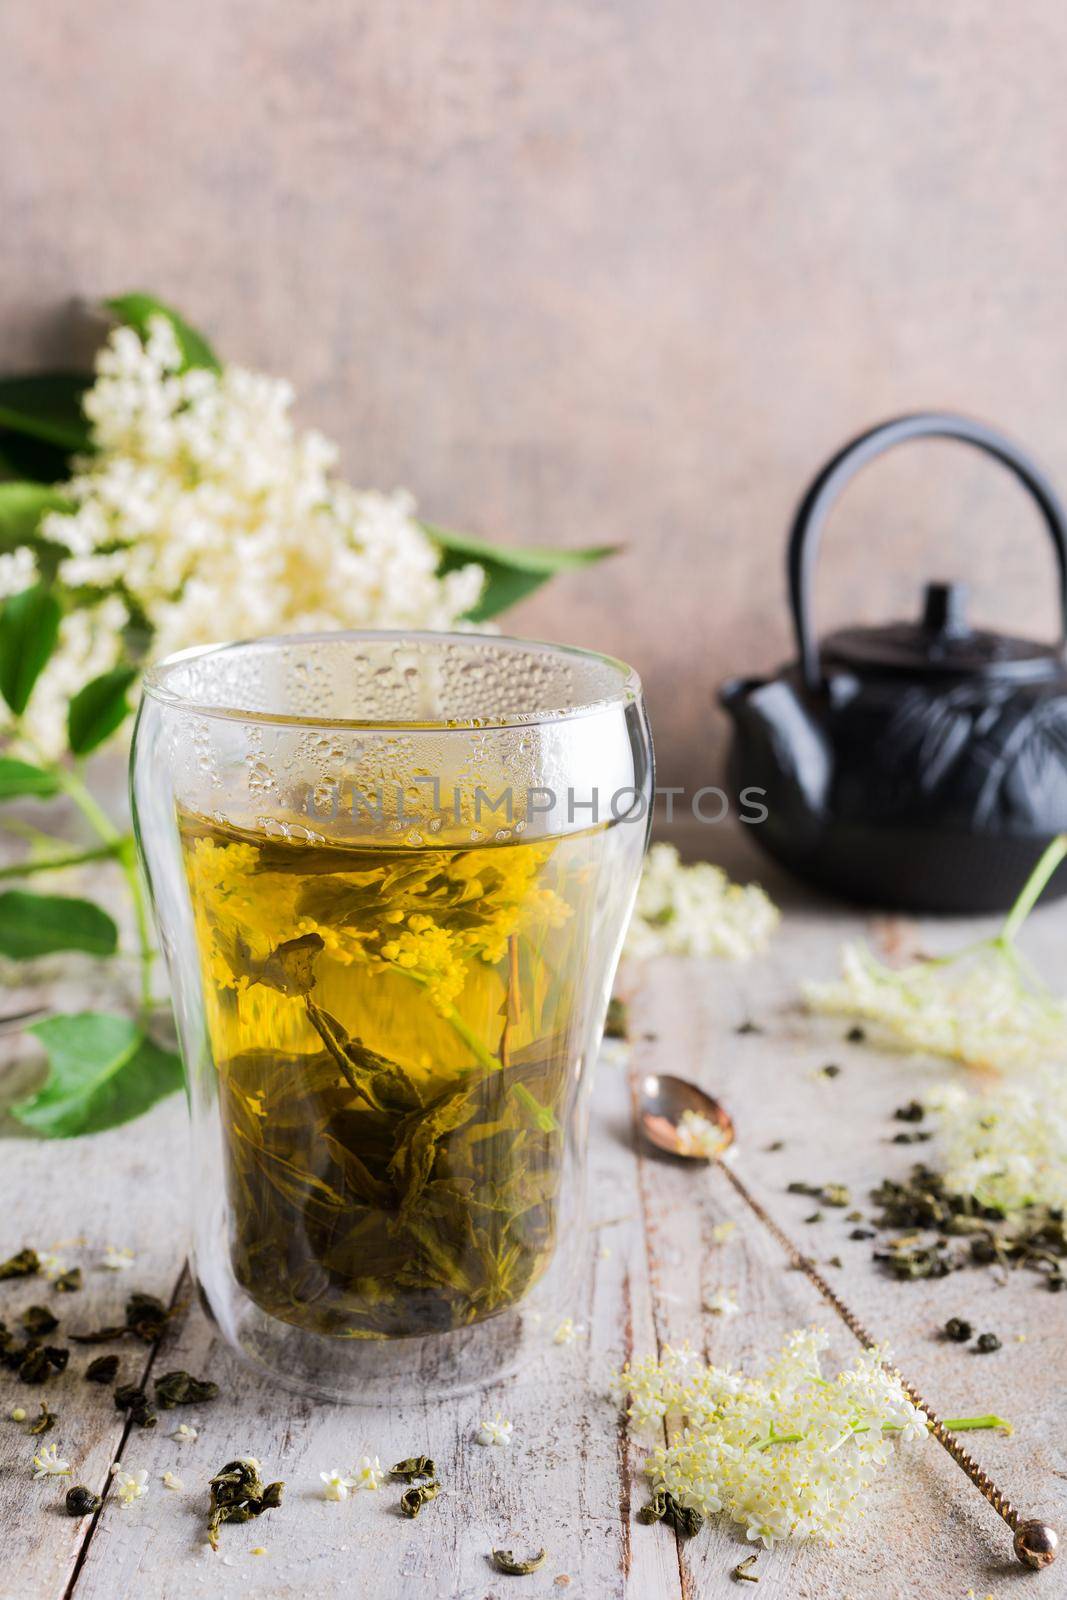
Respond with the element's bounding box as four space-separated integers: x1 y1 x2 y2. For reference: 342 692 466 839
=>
625 844 779 962
612 1330 926 1548
805 940 1067 1074
10 315 485 754
926 1068 1067 1216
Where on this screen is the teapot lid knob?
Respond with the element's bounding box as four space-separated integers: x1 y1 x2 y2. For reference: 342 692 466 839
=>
921 581 970 638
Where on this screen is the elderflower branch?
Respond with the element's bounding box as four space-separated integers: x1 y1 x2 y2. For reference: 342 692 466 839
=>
613 1332 944 1547
756 1414 1010 1451
805 834 1067 1076
0 841 126 881
38 748 156 1015
998 834 1067 946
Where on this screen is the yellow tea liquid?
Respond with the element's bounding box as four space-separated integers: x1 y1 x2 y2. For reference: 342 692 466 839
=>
179 811 634 1339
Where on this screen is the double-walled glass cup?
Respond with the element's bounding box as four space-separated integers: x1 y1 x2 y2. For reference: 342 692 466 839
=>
132 632 652 1402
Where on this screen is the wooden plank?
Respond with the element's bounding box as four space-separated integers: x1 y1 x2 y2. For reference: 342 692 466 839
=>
62 1056 681 1600
0 1097 186 1600
626 904 1067 1599
3 811 1067 1597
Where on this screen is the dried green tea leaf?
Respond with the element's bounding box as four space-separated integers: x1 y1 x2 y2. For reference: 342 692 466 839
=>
15 1344 68 1383
71 1290 171 1346
0 1247 39 1280
604 997 629 1039
114 1384 157 1428
22 1305 58 1337
390 1456 437 1482
54 1268 82 1293
85 1354 119 1383
207 1458 284 1551
28 1401 56 1435
636 1488 702 1538
154 1370 219 1409
492 1547 547 1575
399 1480 440 1518
65 1485 102 1517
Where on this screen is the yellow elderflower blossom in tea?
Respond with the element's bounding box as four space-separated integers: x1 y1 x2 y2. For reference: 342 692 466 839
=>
613 1330 928 1548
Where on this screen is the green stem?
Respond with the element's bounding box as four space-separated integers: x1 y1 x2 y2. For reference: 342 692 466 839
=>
398 966 502 1075
0 841 127 882
31 748 156 1018
940 1414 1012 1434
999 834 1067 946
755 1414 1009 1451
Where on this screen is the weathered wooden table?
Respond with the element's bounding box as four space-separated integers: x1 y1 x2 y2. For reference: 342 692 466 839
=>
2 826 1065 1600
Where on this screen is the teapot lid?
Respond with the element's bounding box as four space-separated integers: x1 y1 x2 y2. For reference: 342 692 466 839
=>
822 582 1067 681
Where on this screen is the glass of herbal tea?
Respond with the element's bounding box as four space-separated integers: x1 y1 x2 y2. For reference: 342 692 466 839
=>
133 632 652 1401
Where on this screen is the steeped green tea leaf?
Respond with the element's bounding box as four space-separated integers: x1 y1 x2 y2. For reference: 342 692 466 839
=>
177 802 639 1340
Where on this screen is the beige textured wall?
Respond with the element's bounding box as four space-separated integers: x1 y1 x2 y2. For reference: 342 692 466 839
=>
4 1 1067 790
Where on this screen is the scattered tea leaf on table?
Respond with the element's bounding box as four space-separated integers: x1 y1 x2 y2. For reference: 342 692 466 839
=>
21 1305 58 1336
207 1458 284 1550
154 1370 219 1408
0 891 118 960
491 1547 547 1575
0 1247 39 1280
13 1013 183 1138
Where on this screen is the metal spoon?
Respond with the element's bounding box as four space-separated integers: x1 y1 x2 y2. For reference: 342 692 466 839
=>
637 1071 1058 1572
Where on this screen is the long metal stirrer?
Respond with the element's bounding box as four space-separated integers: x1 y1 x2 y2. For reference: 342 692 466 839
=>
713 1155 1057 1570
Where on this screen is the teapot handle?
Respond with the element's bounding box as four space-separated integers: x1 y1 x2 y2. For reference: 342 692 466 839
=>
788 411 1067 692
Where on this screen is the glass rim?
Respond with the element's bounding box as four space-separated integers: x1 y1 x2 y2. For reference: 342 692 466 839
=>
140 629 643 732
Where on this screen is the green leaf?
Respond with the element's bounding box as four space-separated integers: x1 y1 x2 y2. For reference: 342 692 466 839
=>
0 891 118 959
13 1013 184 1137
0 757 59 800
423 523 618 622
67 664 140 756
0 482 72 549
0 431 76 485
0 482 73 581
0 374 92 453
0 584 62 715
107 293 220 373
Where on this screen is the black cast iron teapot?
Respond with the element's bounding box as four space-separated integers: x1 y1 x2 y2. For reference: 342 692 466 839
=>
720 412 1067 912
